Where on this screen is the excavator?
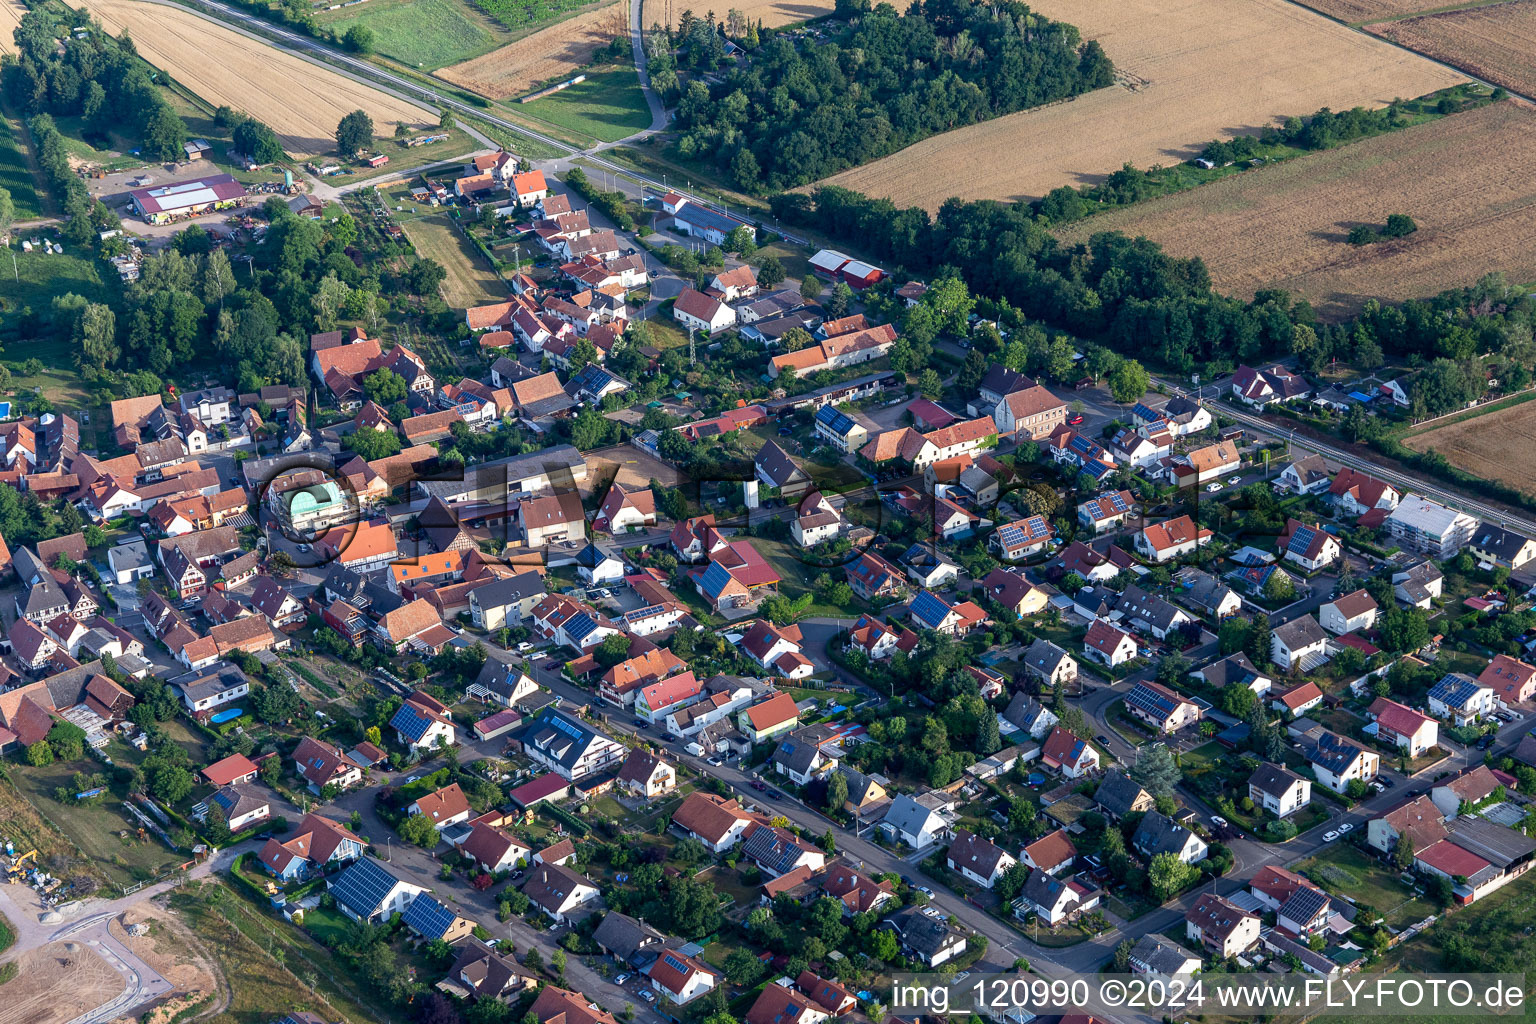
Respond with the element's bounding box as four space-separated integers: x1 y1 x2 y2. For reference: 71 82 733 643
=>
6 850 37 882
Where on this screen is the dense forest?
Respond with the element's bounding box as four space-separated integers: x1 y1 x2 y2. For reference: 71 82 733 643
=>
671 0 1114 190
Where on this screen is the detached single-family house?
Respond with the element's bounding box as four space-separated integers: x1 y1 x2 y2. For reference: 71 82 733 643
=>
1469 522 1536 572
1136 516 1212 563
1276 454 1333 495
946 829 1017 889
1247 763 1311 817
409 783 472 830
1320 589 1378 635
1082 619 1138 668
1124 682 1201 734
1368 697 1438 756
1480 655 1536 708
1186 893 1260 958
1132 811 1207 864
1309 730 1378 794
1428 673 1497 726
1270 616 1330 672
1015 870 1099 927
520 864 600 924
1279 519 1342 572
1020 829 1077 876
882 906 967 967
1041 725 1099 779
328 857 425 923
1020 638 1078 690
880 793 951 849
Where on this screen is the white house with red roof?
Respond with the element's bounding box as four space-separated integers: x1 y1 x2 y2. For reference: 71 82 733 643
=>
1082 619 1138 668
738 691 800 743
1135 516 1211 563
672 288 737 334
1041 725 1099 778
647 951 716 1005
741 619 812 679
1479 654 1536 707
593 483 656 534
1367 697 1438 756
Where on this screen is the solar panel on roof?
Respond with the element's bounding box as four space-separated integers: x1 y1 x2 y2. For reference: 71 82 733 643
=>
1025 516 1047 535
911 591 949 625
663 954 689 973
1289 526 1316 554
1107 493 1128 513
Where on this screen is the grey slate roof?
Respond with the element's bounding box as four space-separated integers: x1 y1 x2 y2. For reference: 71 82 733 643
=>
1132 811 1198 857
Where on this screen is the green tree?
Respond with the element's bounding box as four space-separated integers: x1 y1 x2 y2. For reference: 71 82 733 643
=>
336 109 376 158
46 722 86 762
343 426 402 461
825 770 848 812
1128 743 1181 799
1391 830 1414 871
231 119 284 164
917 369 943 398
594 633 631 667
0 186 13 242
364 367 408 404
1108 359 1150 405
398 811 440 847
1147 851 1198 900
25 740 54 767
343 24 375 52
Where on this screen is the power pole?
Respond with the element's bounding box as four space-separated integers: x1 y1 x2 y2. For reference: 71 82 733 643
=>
688 329 696 366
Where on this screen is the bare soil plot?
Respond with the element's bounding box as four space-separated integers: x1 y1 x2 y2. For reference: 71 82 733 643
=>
1404 396 1536 496
78 0 433 156
0 941 122 1024
1374 1 1536 98
0 0 27 56
1051 101 1536 318
1288 0 1442 23
817 0 1463 211
435 0 626 99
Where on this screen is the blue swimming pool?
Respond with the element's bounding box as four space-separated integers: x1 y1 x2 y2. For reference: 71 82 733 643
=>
0 403 13 420
209 708 245 724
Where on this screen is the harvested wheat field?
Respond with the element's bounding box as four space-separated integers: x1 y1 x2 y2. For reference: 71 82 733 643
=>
819 0 1463 211
1288 0 1440 24
0 941 123 1024
1405 398 1536 496
1053 101 1536 318
1375 1 1536 98
78 0 432 155
436 0 627 99
647 0 833 28
0 0 27 55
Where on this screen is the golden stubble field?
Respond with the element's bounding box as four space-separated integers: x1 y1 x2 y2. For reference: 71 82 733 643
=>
436 0 627 99
817 0 1465 211
644 0 833 28
0 0 25 55
79 0 433 156
1052 101 1536 318
1405 398 1536 497
1375 1 1536 99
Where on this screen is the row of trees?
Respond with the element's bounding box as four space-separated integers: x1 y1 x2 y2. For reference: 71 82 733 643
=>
672 0 1113 190
770 182 1536 382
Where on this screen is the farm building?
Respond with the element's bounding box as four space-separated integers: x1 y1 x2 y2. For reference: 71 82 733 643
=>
129 174 247 225
669 198 755 247
808 249 886 290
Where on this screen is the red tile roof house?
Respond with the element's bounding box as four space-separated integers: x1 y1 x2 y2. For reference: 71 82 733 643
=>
201 753 259 787
410 782 472 830
823 863 895 915
1479 654 1536 707
670 791 762 852
672 288 737 334
745 981 830 1024
646 950 717 1006
258 812 367 881
593 483 656 534
1367 697 1439 757
796 971 856 1015
457 821 533 873
1041 725 1099 778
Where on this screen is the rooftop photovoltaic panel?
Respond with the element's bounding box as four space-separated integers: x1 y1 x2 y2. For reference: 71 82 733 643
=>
910 591 950 625
1107 492 1128 513
1289 526 1317 553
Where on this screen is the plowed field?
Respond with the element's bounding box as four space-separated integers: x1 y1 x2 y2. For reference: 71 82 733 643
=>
1375 1 1536 99
1052 101 1536 318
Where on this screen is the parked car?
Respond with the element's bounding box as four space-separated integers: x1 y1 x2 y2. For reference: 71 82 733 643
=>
1338 822 1353 833
1205 482 1223 492
750 780 767 791
1067 413 1085 425
1211 815 1228 827
1324 830 1340 842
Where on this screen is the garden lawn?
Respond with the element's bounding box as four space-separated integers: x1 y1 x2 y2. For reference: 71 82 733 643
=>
514 68 651 145
1293 842 1432 928
751 534 866 618
0 116 42 220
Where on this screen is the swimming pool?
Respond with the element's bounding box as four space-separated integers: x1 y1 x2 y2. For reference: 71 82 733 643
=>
209 708 245 724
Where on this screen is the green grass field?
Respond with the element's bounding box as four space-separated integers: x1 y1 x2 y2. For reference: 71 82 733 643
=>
327 0 498 69
394 207 509 308
514 67 651 144
0 117 44 221
0 247 114 316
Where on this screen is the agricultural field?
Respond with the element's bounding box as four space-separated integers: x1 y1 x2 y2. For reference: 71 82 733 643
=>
1403 394 1536 497
817 0 1464 211
77 0 434 156
1053 101 1536 318
514 67 651 143
321 0 503 69
647 0 832 28
393 207 508 307
1374 1 1536 99
1288 0 1440 22
435 0 626 99
0 117 43 220
0 0 25 55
